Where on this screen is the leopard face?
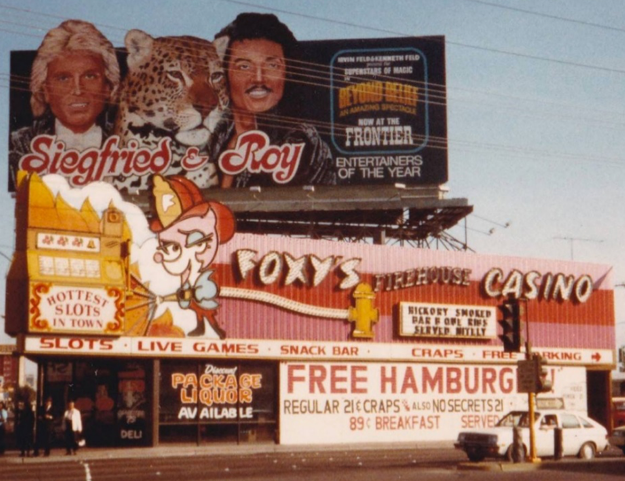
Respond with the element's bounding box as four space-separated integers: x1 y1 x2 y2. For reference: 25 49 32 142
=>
113 30 229 190
116 29 228 145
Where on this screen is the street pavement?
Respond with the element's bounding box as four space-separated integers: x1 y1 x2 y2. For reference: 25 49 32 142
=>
0 440 624 479
0 439 623 464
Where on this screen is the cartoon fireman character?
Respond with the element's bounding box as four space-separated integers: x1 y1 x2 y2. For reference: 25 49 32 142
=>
150 174 236 338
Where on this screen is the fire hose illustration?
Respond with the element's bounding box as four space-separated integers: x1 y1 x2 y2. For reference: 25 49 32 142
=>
125 272 378 339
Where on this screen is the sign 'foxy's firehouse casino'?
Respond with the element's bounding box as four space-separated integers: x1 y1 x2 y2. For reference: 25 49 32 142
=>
3 15 615 448
5 171 614 446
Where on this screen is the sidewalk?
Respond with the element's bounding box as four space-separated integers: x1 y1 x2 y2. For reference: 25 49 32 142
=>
457 448 625 473
0 440 455 463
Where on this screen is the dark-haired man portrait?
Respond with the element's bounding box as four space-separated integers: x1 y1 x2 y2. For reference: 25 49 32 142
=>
210 13 336 188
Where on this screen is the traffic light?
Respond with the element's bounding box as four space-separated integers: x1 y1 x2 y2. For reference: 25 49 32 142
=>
498 296 522 352
535 354 552 393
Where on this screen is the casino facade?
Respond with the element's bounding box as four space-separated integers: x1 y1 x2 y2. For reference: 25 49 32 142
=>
4 173 615 447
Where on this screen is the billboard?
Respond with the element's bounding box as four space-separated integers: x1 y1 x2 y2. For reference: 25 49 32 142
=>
8 16 447 193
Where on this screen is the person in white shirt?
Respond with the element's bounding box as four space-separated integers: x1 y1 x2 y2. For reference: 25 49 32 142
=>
63 400 83 455
0 402 8 455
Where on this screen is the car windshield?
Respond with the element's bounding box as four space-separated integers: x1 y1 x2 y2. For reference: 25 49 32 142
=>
496 411 540 428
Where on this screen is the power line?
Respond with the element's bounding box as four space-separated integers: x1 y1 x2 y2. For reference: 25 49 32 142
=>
221 0 625 76
471 214 510 229
460 0 625 34
0 2 624 123
3 1 625 80
1 3 625 169
466 226 495 236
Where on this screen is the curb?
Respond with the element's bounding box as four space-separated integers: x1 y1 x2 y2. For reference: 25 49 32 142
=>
457 460 543 472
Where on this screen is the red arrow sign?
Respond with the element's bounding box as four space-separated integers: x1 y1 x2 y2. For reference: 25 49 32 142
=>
591 352 601 362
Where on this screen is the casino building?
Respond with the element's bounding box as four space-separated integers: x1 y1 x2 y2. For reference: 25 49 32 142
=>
4 173 615 447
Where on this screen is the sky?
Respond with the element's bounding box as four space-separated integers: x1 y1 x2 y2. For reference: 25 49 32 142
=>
0 0 625 355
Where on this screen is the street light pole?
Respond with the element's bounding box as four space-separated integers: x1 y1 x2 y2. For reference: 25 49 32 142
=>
521 297 540 463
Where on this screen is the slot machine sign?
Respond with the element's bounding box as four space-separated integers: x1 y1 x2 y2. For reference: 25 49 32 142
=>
6 171 129 337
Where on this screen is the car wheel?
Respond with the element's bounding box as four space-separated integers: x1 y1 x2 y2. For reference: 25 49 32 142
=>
578 442 596 460
505 444 526 462
466 450 485 462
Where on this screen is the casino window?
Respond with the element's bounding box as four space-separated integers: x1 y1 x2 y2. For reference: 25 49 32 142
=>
159 360 277 444
40 359 151 447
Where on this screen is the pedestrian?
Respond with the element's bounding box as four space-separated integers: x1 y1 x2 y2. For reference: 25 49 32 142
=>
0 402 7 455
63 400 82 455
34 397 55 456
15 401 35 457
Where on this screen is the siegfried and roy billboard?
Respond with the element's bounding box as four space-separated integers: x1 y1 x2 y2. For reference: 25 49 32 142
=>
8 15 447 193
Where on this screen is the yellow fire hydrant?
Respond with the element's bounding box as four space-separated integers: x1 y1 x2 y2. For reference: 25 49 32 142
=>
348 283 379 338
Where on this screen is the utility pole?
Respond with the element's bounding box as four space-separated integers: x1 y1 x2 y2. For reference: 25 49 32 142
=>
520 297 540 463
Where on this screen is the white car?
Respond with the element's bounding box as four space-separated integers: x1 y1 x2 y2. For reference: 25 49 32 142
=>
455 410 609 462
608 425 625 454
